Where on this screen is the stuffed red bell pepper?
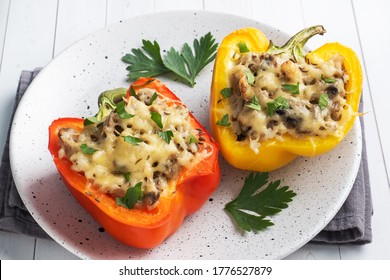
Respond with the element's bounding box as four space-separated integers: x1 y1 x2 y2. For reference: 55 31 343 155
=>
48 77 220 248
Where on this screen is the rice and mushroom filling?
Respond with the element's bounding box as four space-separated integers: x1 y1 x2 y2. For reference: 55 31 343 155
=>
228 51 350 153
58 88 204 206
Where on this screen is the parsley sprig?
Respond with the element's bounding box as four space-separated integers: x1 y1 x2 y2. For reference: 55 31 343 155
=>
225 172 296 232
122 40 170 80
122 32 218 87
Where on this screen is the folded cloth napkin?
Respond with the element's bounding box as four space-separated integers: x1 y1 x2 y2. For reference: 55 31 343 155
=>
0 68 50 239
0 69 372 244
311 117 372 244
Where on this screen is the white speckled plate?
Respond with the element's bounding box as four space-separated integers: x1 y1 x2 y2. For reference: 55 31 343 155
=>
10 11 361 259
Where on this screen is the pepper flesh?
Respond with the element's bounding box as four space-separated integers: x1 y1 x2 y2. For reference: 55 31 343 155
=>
210 27 362 171
48 78 220 248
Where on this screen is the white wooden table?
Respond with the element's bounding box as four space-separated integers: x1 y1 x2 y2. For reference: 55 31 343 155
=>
1 0 389 260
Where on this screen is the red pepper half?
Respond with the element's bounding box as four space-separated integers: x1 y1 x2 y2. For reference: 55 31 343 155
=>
48 78 220 248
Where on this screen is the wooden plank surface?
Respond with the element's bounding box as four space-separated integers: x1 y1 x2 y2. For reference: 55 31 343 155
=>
0 0 57 154
252 0 304 35
106 0 155 25
0 0 10 70
53 0 107 56
353 0 390 186
0 0 58 259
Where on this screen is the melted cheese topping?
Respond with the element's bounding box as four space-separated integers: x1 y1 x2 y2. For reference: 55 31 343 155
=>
58 88 206 206
227 51 349 153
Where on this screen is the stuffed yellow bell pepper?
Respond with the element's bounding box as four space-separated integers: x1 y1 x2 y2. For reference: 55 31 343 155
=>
210 26 362 171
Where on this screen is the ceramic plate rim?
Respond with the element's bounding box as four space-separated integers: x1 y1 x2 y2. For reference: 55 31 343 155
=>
9 10 362 260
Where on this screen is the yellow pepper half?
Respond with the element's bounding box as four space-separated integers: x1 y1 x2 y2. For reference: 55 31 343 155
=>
210 26 363 171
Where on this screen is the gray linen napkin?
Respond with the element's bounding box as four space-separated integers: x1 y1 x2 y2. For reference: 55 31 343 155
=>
311 106 372 244
0 68 50 239
0 69 372 244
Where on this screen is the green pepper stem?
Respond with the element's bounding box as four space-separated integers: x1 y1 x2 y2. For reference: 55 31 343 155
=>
267 25 326 62
96 88 128 121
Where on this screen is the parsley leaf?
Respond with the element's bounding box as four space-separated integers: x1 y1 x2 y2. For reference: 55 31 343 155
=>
321 75 336 84
220 87 232 98
116 101 134 119
319 93 329 110
149 92 158 105
237 41 250 53
267 96 289 116
122 172 131 182
163 32 218 87
244 68 255 85
122 40 170 80
84 88 128 126
225 172 296 232
129 86 137 97
216 114 230 126
158 130 174 144
151 111 163 129
80 144 97 155
282 82 300 95
246 95 261 111
122 135 143 146
189 134 198 144
116 182 142 209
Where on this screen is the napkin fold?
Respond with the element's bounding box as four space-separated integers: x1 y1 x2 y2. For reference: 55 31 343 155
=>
311 118 372 244
0 68 50 239
0 69 372 244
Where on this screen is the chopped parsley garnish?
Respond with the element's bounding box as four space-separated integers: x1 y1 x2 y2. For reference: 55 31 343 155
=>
122 172 131 182
220 87 232 98
158 130 174 144
150 111 163 129
267 96 289 116
116 101 135 119
216 114 230 126
244 68 255 85
282 82 300 95
116 182 142 209
237 41 250 53
122 135 143 146
149 92 158 105
129 86 137 97
189 134 198 144
225 172 296 232
122 33 218 87
321 75 336 84
80 143 97 154
319 93 329 110
246 95 261 111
